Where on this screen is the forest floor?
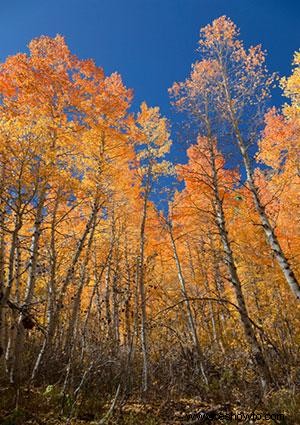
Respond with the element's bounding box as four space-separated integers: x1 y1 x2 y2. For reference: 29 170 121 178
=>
0 387 292 425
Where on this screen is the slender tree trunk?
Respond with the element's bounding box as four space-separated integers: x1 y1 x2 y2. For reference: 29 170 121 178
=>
167 222 208 385
220 65 300 300
124 240 132 351
138 189 149 393
209 237 226 353
0 162 6 360
56 200 100 328
0 200 5 359
80 254 107 361
208 138 272 387
105 242 114 342
11 187 46 384
112 266 120 350
31 193 59 381
128 255 140 383
241 136 300 299
32 198 101 381
0 208 23 366
62 215 97 394
4 206 23 380
65 213 97 354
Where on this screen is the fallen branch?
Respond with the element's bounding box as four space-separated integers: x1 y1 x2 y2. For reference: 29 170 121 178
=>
97 383 121 424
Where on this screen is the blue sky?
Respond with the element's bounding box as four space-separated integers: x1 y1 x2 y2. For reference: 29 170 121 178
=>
0 0 299 169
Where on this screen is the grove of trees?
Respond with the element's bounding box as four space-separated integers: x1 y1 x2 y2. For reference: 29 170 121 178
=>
0 16 299 424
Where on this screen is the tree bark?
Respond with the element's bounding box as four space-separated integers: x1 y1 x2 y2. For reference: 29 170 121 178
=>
219 62 300 300
167 222 208 385
11 186 46 384
138 167 151 393
208 137 272 387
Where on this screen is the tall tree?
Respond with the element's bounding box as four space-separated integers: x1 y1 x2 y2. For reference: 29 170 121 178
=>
171 16 300 300
133 102 172 392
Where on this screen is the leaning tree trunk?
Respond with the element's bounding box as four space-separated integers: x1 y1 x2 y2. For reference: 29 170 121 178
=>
220 64 300 300
31 198 101 381
236 128 300 299
62 213 97 394
64 211 97 358
208 138 272 388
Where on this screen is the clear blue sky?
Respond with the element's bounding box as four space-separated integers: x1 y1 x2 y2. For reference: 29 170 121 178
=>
0 0 299 165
